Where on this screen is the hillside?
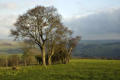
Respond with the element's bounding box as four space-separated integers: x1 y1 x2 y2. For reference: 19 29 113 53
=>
0 40 120 59
72 40 120 59
0 40 22 54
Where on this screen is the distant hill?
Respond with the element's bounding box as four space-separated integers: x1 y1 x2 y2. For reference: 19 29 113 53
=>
0 40 22 54
0 40 120 59
72 40 120 59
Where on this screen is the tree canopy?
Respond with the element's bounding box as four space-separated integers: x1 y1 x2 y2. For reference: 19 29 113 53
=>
11 6 80 66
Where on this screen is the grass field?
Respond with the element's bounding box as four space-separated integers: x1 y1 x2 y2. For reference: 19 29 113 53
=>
0 59 120 80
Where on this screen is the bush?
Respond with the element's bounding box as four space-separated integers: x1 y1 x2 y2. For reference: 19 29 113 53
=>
52 50 70 64
8 55 20 66
35 55 42 65
0 57 8 67
22 55 38 66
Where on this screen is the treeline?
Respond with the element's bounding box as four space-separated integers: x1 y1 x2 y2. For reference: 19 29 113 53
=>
0 54 69 67
0 55 36 67
0 43 77 67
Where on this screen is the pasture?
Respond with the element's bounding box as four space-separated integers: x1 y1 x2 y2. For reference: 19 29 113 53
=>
0 59 120 80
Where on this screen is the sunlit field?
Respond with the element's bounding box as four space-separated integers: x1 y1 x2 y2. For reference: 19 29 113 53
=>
0 59 119 80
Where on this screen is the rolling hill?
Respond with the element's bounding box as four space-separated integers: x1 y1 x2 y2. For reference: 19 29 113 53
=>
0 40 120 59
72 40 120 59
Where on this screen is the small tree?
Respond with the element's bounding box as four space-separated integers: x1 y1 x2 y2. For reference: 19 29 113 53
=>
50 36 80 64
66 36 81 63
46 25 72 65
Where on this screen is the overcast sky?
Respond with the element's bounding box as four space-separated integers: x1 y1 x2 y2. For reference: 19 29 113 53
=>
0 0 120 40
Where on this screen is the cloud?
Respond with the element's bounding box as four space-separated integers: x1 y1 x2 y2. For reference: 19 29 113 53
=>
0 2 17 10
0 6 119 40
0 15 17 39
64 7 120 40
0 15 17 27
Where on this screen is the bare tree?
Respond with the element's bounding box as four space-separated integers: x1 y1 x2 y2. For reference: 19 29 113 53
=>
11 6 68 66
46 25 72 65
66 36 81 63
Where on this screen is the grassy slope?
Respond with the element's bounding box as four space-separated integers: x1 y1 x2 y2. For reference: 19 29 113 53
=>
0 59 120 80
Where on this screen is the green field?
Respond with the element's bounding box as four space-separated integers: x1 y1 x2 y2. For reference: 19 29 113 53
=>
0 59 120 80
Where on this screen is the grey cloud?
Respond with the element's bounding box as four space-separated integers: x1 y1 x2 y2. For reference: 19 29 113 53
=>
64 8 120 40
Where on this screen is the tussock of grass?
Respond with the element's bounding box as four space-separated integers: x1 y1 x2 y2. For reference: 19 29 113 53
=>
0 59 120 80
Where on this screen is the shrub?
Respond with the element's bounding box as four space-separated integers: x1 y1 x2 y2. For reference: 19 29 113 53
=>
12 66 19 70
35 55 42 65
52 50 69 64
0 57 8 67
22 55 38 66
8 55 20 66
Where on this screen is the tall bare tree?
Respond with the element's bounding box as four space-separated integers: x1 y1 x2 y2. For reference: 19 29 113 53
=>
11 6 72 66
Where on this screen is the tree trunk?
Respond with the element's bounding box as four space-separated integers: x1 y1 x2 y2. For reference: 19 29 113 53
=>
48 56 52 65
48 48 54 65
5 56 8 67
68 47 72 56
24 60 27 66
66 47 73 63
41 45 46 66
